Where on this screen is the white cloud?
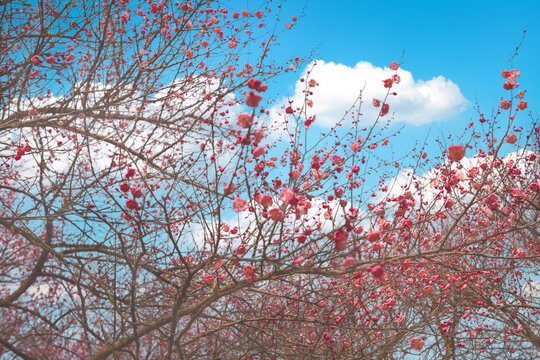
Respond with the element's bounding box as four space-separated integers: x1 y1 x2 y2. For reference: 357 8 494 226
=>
279 60 468 127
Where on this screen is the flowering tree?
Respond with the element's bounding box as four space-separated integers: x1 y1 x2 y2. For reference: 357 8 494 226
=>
0 0 538 359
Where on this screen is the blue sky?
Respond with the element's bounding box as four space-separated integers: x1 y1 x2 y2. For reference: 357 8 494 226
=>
260 0 538 161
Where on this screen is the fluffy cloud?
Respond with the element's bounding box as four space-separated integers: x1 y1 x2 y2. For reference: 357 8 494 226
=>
284 60 469 126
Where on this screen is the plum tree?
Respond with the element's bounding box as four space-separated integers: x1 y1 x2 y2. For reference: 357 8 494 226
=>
0 0 538 359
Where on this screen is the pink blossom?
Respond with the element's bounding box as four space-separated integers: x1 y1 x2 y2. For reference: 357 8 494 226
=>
506 134 517 144
126 199 138 210
253 129 265 143
255 10 263 18
411 337 424 351
223 182 236 193
233 198 248 212
500 100 511 110
243 264 254 275
510 188 522 197
444 198 455 209
447 145 465 162
389 61 399 70
237 113 252 128
367 230 380 243
383 78 393 88
232 11 239 19
258 194 273 209
126 168 136 178
252 147 265 157
334 229 348 251
370 264 385 279
203 274 215 285
131 187 143 198
268 208 284 221
31 55 42 66
245 91 262 107
372 98 381 107
518 101 527 110
235 244 246 255
280 188 294 204
350 141 361 152
247 78 261 90
380 103 389 117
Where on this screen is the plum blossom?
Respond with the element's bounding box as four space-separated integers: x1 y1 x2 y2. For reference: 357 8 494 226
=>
411 337 424 351
233 198 248 212
447 145 465 162
245 91 262 107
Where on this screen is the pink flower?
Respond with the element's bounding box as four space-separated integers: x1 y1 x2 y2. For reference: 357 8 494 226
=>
367 230 380 243
233 198 248 212
258 194 273 209
252 147 265 157
131 187 143 198
350 141 361 152
510 188 522 198
236 244 246 255
518 101 527 110
444 198 455 209
241 9 249 17
253 129 265 143
334 229 348 251
380 103 389 117
411 337 424 351
372 98 381 107
280 188 294 204
245 91 262 107
486 193 500 209
423 285 434 295
370 264 385 279
389 61 399 70
185 49 193 57
383 78 393 88
331 155 343 165
268 208 284 221
31 55 42 66
203 274 215 285
126 199 138 210
392 74 401 84
255 10 263 18
506 134 517 144
243 264 254 276
447 145 465 162
126 168 136 178
45 56 55 64
247 78 261 90
237 113 252 128
223 182 236 193
500 99 511 110
232 12 239 19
